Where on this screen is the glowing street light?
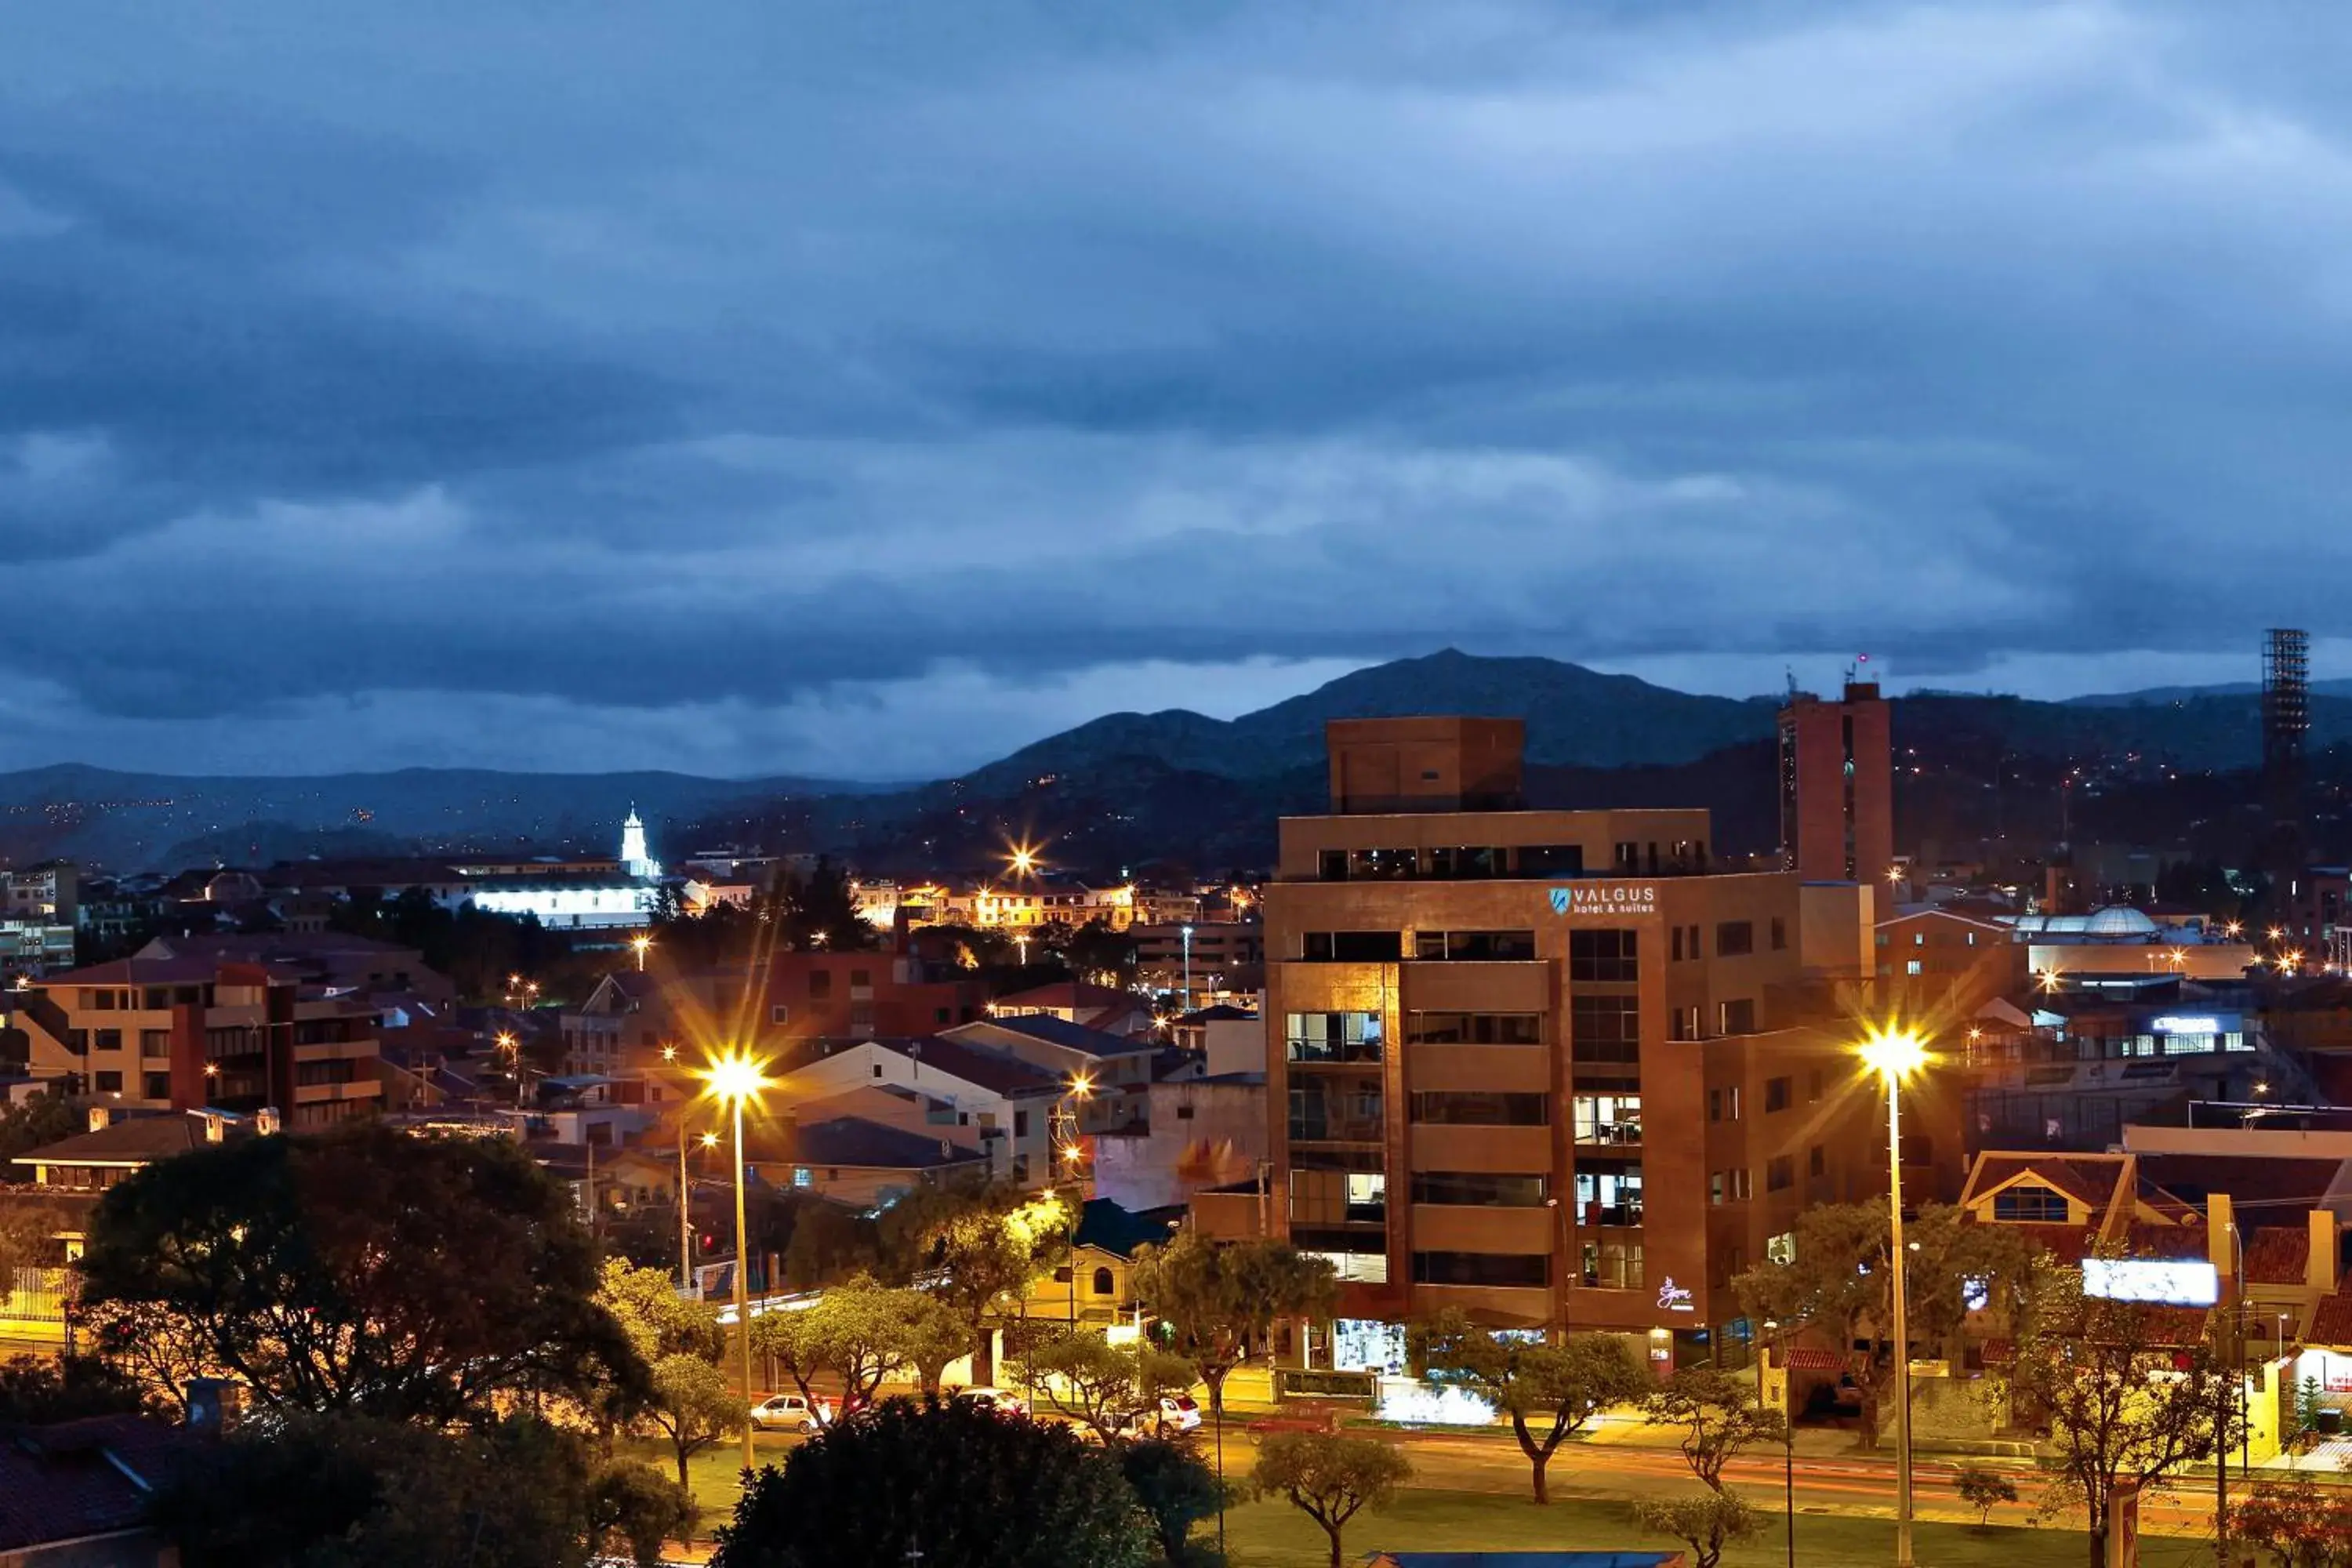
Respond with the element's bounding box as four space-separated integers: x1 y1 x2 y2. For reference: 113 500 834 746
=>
1006 840 1043 878
1858 1025 1928 1568
630 933 653 971
698 1048 771 1470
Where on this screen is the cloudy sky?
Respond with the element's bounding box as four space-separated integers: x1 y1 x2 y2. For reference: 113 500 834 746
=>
6 2 2352 780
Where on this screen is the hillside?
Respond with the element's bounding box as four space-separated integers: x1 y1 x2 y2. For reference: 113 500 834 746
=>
9 649 2342 876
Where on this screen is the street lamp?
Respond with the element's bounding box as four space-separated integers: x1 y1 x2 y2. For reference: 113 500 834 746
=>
1759 1319 1792 1568
631 933 653 971
699 1048 772 1471
1858 1025 1927 1568
1180 924 1195 1013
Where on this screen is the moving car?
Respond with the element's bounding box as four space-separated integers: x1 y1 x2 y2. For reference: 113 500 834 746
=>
747 1392 833 1433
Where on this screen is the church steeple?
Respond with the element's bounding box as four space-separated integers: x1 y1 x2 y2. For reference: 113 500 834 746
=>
621 806 659 879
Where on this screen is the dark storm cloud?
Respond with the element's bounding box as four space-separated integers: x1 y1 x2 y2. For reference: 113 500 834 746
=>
5 1 2352 773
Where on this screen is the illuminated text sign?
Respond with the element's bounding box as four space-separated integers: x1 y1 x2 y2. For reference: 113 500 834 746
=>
2081 1258 2219 1307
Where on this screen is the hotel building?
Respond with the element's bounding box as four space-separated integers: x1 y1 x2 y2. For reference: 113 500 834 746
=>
1247 717 1958 1373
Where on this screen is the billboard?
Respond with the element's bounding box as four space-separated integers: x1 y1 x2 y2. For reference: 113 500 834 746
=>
2081 1258 2219 1307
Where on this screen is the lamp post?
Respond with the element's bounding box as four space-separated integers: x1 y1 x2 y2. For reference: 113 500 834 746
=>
1859 1026 1926 1568
1759 1319 1792 1568
1180 924 1194 1013
701 1049 772 1472
631 933 652 971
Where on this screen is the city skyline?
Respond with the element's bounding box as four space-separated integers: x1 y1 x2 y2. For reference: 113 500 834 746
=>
10 3 2352 779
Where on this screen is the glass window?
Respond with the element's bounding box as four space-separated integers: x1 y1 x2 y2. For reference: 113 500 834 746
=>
1408 1091 1548 1127
1286 1012 1385 1062
1770 916 1788 951
1568 929 1639 982
1301 931 1403 962
1410 1171 1549 1207
1715 921 1755 957
94 1071 122 1093
1411 1251 1550 1287
1766 1156 1794 1192
1765 1076 1791 1113
1991 1184 2067 1223
1572 1167 1642 1225
1347 848 1421 880
1718 998 1757 1035
1406 1013 1541 1044
93 1029 122 1052
1570 996 1639 1064
1414 930 1536 962
1572 1094 1642 1146
1288 1076 1385 1142
1516 845 1584 877
1579 1237 1643 1289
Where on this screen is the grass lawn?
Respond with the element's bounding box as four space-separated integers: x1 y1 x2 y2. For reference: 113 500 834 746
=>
1217 1490 2212 1568
626 1436 2224 1568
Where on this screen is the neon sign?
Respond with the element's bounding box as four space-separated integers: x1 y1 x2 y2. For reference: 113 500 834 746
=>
1657 1277 1695 1312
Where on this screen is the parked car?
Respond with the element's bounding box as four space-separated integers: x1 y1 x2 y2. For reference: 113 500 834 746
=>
748 1393 833 1433
1115 1395 1203 1437
951 1387 1028 1417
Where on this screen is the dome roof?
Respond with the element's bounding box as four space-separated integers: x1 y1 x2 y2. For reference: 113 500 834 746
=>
2083 906 2158 936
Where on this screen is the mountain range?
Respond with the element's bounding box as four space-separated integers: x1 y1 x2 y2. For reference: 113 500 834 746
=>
3 649 2336 875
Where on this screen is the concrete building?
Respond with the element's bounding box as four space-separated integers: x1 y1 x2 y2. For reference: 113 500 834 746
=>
1779 681 1893 884
1873 906 2028 1019
767 1036 1066 1186
12 957 383 1128
1092 1074 1268 1211
941 1014 1156 1132
1229 717 1955 1370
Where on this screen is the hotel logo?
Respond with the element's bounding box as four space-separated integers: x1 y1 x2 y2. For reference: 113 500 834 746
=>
1551 883 1658 918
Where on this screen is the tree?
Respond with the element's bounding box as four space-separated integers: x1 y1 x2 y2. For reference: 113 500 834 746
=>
0 1091 82 1164
1120 1437 1228 1567
1953 1463 2019 1528
1632 1491 1764 1568
78 1298 216 1415
2012 1284 2233 1567
1410 1310 1647 1503
1016 1333 1196 1445
590 1461 702 1566
645 1353 740 1490
1732 1200 2019 1450
748 1305 829 1411
1641 1367 1786 1495
0 1353 149 1424
899 1290 974 1395
156 1414 693 1568
1132 1232 1337 1417
712 1395 1156 1568
77 1124 647 1425
2230 1475 2352 1568
1248 1432 1411 1568
880 1185 1070 1384
803 1278 928 1410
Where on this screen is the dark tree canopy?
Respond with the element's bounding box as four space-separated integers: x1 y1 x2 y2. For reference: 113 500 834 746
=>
713 1396 1155 1568
78 1124 646 1423
155 1414 691 1568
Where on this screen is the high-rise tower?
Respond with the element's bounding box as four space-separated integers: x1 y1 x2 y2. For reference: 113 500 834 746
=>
1778 679 1894 884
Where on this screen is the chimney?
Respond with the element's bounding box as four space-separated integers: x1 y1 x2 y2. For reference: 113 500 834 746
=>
85 1105 111 1134
2310 1209 2339 1293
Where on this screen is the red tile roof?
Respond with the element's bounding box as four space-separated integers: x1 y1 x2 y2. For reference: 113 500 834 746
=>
1963 1153 2131 1213
2310 1293 2352 1347
0 1415 194 1552
2245 1226 2314 1287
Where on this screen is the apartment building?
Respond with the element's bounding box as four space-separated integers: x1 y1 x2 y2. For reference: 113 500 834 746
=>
1250 717 1957 1372
13 957 383 1128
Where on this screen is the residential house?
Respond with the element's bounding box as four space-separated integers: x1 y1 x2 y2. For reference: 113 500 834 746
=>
768 1036 1065 1186
940 1014 1156 1132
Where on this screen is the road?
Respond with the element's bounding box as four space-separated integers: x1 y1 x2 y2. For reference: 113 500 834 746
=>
750 1385 2240 1541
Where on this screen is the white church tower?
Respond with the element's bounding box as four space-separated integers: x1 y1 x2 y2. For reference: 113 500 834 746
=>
620 806 661 880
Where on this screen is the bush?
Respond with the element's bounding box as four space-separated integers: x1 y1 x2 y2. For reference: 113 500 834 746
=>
713 1396 1154 1568
1953 1462 2020 1527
